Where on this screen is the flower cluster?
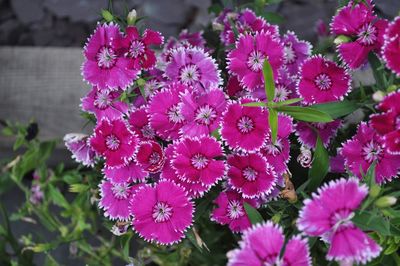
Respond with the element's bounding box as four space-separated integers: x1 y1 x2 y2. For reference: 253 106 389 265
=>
63 0 400 263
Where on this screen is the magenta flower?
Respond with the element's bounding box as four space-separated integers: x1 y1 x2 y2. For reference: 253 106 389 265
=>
172 136 226 188
297 56 351 104
211 190 258 233
161 144 210 198
227 221 311 266
297 178 381 264
116 26 163 70
130 180 194 245
226 76 246 98
82 23 139 90
64 133 97 167
136 141 165 174
89 119 138 167
221 99 268 152
180 89 227 137
103 160 147 184
331 1 388 69
227 153 276 198
81 86 129 120
330 154 346 173
383 17 400 76
165 47 221 90
341 122 400 184
228 32 284 91
295 120 342 149
148 83 187 140
99 179 138 221
163 30 207 62
128 107 156 140
282 31 312 77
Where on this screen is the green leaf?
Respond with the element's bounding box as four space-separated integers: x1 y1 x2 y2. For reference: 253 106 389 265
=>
275 106 333 122
268 98 303 107
242 102 267 107
353 211 391 236
269 108 278 144
244 202 263 225
262 60 275 102
308 135 329 191
261 12 284 24
48 185 69 209
309 100 359 119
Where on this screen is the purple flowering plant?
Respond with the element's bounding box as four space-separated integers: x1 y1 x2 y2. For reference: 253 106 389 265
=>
2 0 400 265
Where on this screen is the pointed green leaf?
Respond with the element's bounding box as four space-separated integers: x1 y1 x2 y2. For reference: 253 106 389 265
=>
262 60 275 102
268 98 303 107
309 100 359 119
353 211 391 236
269 108 278 144
242 102 267 107
244 202 263 225
48 185 69 209
275 106 333 122
308 135 329 191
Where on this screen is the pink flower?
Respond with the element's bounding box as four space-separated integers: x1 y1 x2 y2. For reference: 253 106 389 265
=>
161 144 210 198
295 120 342 149
116 26 163 70
282 31 312 77
104 160 147 184
297 178 381 264
64 133 97 166
163 30 207 62
297 56 351 104
89 119 138 167
227 221 311 266
330 154 346 173
82 23 139 90
226 76 246 98
227 153 276 198
383 17 400 76
165 47 221 90
81 86 129 120
221 99 268 152
136 141 165 173
315 19 329 37
228 32 284 91
148 83 187 140
99 179 139 221
331 1 388 69
211 190 258 233
130 180 194 245
172 136 226 188
128 107 156 140
341 122 400 184
180 89 227 137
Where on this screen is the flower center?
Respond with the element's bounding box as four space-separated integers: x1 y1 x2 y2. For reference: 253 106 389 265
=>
191 153 209 169
237 116 255 134
129 40 145 58
195 105 217 125
179 64 200 85
149 152 161 165
242 167 258 181
94 91 112 109
330 209 354 231
96 46 117 69
144 80 161 97
227 200 245 219
275 85 290 102
247 50 265 72
264 139 283 156
141 125 155 139
152 202 173 223
283 44 297 64
105 134 120 150
357 23 377 46
362 141 383 163
314 73 332 91
167 104 185 124
111 183 130 199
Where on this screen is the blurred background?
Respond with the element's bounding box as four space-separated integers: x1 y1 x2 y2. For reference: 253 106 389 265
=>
0 0 399 265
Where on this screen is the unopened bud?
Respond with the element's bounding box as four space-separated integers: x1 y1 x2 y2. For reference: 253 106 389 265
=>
387 84 398 93
375 196 397 208
271 213 281 224
372 90 385 102
127 9 137 25
212 21 224 31
137 78 146 87
369 184 381 198
101 9 114 22
334 35 351 45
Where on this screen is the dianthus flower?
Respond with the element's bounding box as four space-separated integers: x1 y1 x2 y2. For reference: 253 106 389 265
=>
282 31 312 76
64 133 97 166
128 107 156 140
295 120 342 149
136 141 165 173
383 17 400 76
